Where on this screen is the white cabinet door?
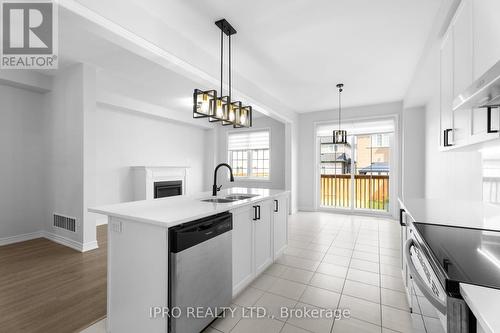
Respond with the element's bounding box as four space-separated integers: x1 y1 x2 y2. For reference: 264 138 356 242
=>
452 0 472 146
440 31 454 148
253 200 273 275
273 195 288 259
231 206 254 294
472 0 500 80
470 0 500 143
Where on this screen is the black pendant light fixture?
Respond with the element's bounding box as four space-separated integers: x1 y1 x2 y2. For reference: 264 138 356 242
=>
193 19 252 128
333 83 347 144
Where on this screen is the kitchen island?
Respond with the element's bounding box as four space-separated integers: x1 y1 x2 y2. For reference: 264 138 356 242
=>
89 187 289 333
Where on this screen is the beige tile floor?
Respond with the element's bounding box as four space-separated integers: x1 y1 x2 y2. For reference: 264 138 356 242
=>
81 212 442 333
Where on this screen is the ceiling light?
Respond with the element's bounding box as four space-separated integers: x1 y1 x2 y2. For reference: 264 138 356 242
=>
193 19 252 128
333 83 347 144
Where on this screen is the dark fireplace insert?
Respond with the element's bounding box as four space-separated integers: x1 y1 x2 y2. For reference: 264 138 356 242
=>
154 180 182 199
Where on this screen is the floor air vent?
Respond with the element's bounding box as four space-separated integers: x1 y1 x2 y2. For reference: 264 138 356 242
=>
53 214 76 232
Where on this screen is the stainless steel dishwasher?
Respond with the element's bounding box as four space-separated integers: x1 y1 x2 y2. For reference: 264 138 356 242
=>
169 211 233 333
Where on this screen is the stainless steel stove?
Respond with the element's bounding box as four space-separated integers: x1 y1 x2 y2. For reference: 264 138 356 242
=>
399 199 500 333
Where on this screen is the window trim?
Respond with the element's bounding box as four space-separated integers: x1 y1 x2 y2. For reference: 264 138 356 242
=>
371 133 390 148
226 127 272 181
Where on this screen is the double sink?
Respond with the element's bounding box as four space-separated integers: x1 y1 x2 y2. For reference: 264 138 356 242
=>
201 194 259 203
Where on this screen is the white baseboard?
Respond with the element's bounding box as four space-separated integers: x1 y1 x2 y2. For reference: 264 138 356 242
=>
297 206 317 212
42 232 98 252
82 240 99 252
1 230 99 252
42 232 84 251
0 231 44 246
274 245 287 259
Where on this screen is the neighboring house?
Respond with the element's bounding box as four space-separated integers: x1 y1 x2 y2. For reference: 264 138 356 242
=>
358 162 390 175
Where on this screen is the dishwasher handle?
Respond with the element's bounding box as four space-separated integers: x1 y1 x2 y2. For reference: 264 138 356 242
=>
404 238 447 314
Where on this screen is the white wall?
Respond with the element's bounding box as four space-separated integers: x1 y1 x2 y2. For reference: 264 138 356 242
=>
44 64 97 250
94 105 208 206
401 107 426 200
297 101 403 213
0 85 46 242
214 115 286 190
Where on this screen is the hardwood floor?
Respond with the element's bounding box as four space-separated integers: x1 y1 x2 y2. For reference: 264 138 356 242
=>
0 226 107 333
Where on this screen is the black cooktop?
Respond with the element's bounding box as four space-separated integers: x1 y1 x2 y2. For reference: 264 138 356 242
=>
413 222 500 292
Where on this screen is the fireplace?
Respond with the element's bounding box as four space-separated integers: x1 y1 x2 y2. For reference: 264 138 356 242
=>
154 180 183 199
132 166 189 200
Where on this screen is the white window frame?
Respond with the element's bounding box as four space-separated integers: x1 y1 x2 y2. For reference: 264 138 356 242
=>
371 133 390 148
227 128 272 182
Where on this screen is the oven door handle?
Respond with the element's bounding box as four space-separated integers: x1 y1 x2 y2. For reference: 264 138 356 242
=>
404 238 447 315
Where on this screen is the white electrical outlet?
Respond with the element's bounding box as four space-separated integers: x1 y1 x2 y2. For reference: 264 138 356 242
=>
110 220 123 233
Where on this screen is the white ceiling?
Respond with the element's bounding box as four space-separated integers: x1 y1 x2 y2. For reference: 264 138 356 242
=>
50 0 442 119
141 0 443 113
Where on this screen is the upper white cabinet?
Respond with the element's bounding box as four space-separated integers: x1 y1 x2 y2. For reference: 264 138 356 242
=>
472 0 500 80
470 0 500 143
452 0 472 146
440 30 454 148
439 0 500 150
453 0 473 95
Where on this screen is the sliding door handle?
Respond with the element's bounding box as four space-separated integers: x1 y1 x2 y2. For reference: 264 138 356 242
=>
487 107 499 133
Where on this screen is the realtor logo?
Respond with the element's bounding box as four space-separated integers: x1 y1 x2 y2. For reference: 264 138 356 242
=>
1 0 58 69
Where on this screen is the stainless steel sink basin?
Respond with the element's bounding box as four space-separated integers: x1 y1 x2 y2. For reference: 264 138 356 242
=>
224 194 259 200
201 198 238 203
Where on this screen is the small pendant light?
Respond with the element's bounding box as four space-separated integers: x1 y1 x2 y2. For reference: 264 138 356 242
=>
333 83 347 144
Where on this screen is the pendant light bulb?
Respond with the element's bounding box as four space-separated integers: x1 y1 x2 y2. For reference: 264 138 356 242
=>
200 93 210 114
229 106 235 121
216 99 223 117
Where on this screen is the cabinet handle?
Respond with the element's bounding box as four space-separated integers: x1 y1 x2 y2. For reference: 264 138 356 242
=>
443 129 453 147
399 208 406 227
487 107 499 133
257 205 261 220
252 206 258 221
274 200 279 212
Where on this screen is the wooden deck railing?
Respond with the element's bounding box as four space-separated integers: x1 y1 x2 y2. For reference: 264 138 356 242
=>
320 174 389 211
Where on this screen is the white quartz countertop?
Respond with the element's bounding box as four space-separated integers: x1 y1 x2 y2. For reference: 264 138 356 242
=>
89 187 289 228
398 198 500 231
460 283 500 333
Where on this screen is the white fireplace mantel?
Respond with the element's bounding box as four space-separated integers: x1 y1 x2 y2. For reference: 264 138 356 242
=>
132 166 190 200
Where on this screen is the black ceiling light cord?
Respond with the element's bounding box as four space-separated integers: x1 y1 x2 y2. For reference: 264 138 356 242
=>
192 19 252 128
338 83 342 134
333 83 347 144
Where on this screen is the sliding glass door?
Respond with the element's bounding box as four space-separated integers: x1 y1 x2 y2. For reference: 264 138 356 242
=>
319 136 353 208
319 131 392 213
353 134 390 212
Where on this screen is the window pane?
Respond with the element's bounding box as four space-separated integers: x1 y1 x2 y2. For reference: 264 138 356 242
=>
228 131 270 179
249 148 270 178
228 149 248 177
